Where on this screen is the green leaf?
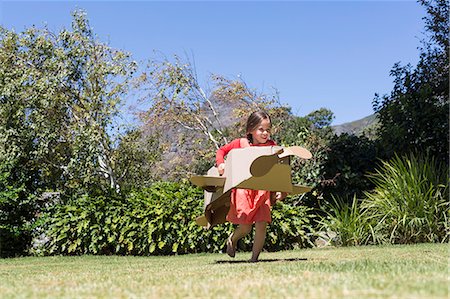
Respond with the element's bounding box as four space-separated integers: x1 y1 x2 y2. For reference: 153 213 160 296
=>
158 241 165 249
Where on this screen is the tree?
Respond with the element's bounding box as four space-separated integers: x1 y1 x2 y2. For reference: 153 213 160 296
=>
137 55 290 180
0 10 136 256
278 109 335 208
111 129 163 191
279 110 379 208
373 0 449 163
319 133 378 203
1 10 136 193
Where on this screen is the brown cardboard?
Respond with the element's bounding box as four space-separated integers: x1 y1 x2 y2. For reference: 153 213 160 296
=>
191 146 312 228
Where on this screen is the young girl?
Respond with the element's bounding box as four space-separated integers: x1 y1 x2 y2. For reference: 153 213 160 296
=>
216 111 286 262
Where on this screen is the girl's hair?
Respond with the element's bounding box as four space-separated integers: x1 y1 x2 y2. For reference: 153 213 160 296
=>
246 111 271 144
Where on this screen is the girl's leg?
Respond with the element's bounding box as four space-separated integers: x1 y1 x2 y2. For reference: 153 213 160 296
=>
250 221 267 262
227 224 252 257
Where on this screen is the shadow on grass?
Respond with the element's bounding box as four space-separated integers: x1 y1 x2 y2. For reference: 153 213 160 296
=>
216 258 307 264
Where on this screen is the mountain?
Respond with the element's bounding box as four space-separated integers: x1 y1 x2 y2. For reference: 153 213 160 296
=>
332 114 378 136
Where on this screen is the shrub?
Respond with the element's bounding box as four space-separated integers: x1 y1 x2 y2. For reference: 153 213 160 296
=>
267 199 315 250
317 195 372 246
0 161 38 257
43 182 212 255
362 153 449 244
319 133 378 204
41 181 315 255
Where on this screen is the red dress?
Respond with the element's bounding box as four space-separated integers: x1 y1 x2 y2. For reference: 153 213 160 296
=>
216 138 276 225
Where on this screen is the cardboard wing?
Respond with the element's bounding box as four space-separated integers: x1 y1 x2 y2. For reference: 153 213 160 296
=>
190 146 313 228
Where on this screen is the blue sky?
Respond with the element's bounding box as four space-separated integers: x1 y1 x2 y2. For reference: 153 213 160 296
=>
0 1 426 125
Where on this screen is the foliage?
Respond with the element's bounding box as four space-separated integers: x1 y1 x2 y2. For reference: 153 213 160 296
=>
319 133 378 204
278 109 334 208
111 129 163 191
0 10 137 256
318 195 371 246
266 198 316 250
41 181 315 255
0 159 37 257
139 55 289 149
43 182 204 255
373 0 449 164
0 10 136 195
278 109 333 186
316 0 449 248
362 153 449 244
317 154 449 246
138 55 229 149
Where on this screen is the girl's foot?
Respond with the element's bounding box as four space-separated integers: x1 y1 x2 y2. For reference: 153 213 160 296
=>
226 236 236 258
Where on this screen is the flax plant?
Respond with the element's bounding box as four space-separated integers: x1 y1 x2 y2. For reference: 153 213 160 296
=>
318 195 371 246
362 153 449 244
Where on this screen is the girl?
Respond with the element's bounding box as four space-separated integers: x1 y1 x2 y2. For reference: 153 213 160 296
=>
216 111 286 262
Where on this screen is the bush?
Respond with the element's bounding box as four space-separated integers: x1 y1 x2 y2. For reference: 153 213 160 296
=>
0 161 38 257
317 195 371 246
43 182 211 255
319 133 378 204
266 199 315 250
317 153 449 247
41 181 315 255
363 153 449 244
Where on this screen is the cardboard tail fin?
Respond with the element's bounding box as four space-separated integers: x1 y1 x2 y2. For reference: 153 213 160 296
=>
278 146 312 159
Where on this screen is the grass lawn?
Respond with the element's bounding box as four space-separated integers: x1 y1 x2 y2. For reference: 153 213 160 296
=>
0 243 447 298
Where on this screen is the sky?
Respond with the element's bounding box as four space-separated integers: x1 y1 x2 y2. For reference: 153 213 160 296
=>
0 0 427 125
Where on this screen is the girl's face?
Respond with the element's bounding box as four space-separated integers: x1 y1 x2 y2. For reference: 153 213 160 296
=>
249 118 271 145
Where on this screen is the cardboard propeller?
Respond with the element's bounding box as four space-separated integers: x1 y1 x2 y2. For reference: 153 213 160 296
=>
190 146 313 228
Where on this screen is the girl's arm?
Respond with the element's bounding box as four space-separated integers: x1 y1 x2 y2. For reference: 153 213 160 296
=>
216 138 243 175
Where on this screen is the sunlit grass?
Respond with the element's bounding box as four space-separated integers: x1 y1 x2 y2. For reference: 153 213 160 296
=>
0 243 447 298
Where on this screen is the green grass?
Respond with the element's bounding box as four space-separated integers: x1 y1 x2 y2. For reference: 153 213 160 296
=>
0 243 447 298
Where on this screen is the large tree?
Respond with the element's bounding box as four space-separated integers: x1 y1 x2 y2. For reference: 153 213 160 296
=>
0 10 136 256
373 0 449 163
0 10 137 193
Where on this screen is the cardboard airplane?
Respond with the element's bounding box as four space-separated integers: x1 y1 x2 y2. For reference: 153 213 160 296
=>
190 145 313 228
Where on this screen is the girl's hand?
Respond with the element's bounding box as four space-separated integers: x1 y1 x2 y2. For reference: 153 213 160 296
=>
275 192 287 201
218 163 226 176
271 192 287 205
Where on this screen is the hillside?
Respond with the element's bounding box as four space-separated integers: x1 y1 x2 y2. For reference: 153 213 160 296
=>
332 114 378 136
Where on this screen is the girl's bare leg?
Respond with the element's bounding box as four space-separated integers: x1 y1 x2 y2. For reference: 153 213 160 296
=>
250 221 267 262
227 224 252 257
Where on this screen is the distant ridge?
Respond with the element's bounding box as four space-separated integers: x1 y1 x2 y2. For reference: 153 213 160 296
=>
332 114 378 136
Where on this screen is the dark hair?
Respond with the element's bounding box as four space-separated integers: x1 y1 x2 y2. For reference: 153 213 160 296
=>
246 111 271 144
